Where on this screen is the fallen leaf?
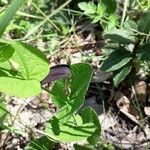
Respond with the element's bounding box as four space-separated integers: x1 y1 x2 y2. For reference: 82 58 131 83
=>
114 91 139 124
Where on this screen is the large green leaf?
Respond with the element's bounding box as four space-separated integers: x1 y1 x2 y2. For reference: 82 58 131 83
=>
0 41 49 97
137 42 150 61
80 107 101 145
51 64 93 123
66 63 93 117
10 42 49 81
101 49 132 72
45 117 96 143
0 77 41 97
70 63 93 99
51 80 68 108
104 29 135 44
113 65 131 87
51 63 93 110
138 11 150 34
0 43 15 62
0 0 25 37
55 104 72 123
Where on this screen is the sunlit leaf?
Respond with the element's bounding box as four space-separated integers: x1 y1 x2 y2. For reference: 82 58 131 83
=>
46 117 96 142
0 41 49 97
70 63 93 99
51 63 93 111
78 2 97 15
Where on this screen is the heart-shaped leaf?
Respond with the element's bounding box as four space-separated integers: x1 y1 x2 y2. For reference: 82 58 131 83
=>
11 42 49 81
0 41 49 97
51 63 93 110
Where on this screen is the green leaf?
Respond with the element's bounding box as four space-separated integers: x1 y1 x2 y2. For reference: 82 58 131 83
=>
70 63 93 99
80 107 101 145
45 118 96 142
51 80 68 108
25 136 53 150
78 2 97 15
97 2 106 17
0 41 49 97
51 63 93 110
113 65 131 87
124 20 138 31
68 63 93 113
92 15 102 23
101 0 117 14
0 0 26 37
0 43 15 62
55 104 72 123
0 77 41 97
104 29 135 44
50 63 93 123
137 42 150 61
107 14 119 30
138 11 150 34
101 49 132 72
10 41 49 81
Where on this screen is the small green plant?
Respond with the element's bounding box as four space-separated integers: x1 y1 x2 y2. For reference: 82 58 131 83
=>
100 11 150 87
0 0 101 149
25 63 101 149
78 0 119 30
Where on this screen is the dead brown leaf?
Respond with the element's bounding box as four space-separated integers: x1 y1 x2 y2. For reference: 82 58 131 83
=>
114 92 139 124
